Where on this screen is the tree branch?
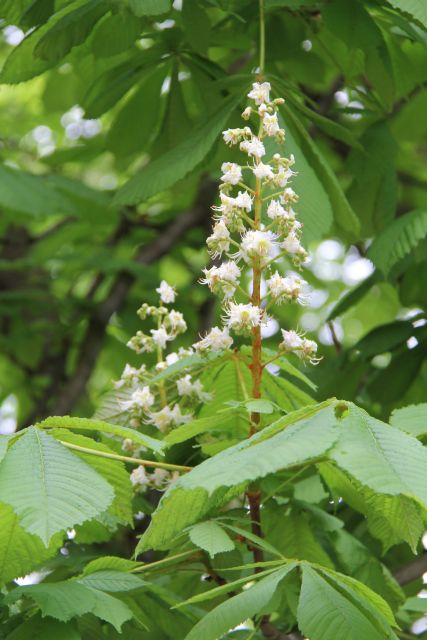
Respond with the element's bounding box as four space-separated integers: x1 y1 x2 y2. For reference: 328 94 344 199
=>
394 553 427 586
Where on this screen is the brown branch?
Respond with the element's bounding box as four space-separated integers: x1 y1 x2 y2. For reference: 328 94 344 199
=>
394 553 427 586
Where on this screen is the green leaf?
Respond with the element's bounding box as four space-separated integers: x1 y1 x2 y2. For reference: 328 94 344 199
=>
0 165 69 218
354 320 414 358
244 399 275 414
47 429 133 525
77 570 145 592
6 580 134 631
37 415 163 453
297 565 397 640
390 403 427 438
330 405 427 523
137 402 339 552
91 11 141 58
188 521 235 558
0 2 82 82
276 96 360 240
82 45 167 117
327 272 381 320
182 0 211 55
7 616 80 640
367 209 427 276
127 0 171 16
346 123 398 234
0 502 62 587
82 555 141 575
106 63 169 157
387 0 427 29
184 564 297 640
113 93 242 206
164 409 243 445
34 0 107 62
0 427 114 545
264 508 334 568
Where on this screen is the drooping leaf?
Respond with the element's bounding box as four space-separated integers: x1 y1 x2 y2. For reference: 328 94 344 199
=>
367 209 427 276
0 427 114 544
188 520 235 558
7 615 80 640
6 580 134 631
34 0 107 62
113 93 242 206
0 502 62 587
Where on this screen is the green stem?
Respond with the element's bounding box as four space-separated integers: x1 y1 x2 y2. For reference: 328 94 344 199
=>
131 550 199 573
60 441 192 472
156 314 167 408
259 0 265 74
233 354 250 401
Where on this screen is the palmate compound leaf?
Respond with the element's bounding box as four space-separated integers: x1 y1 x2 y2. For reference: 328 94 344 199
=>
139 400 427 554
184 563 297 640
0 427 114 545
137 402 340 553
297 564 398 640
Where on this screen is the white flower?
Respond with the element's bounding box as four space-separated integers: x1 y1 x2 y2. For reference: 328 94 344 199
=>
240 230 277 264
267 272 306 304
148 404 190 432
267 199 289 221
201 261 241 298
240 137 265 159
176 374 194 396
121 386 155 412
252 162 274 180
193 326 233 353
167 310 187 333
280 329 303 351
113 363 146 388
207 220 231 256
225 302 263 332
262 112 280 136
301 338 318 361
281 187 298 204
248 81 271 105
222 128 247 146
274 168 294 188
282 231 303 255
212 192 235 215
130 466 149 489
241 106 252 120
234 190 253 211
258 103 269 117
122 438 135 453
221 162 242 185
151 468 170 489
165 352 179 366
150 327 171 349
156 280 176 304
176 375 212 402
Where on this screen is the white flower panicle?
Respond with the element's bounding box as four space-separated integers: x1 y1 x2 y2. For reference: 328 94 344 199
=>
197 81 318 361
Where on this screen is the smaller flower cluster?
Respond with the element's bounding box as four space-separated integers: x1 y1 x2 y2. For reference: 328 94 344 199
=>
115 281 211 435
130 465 179 493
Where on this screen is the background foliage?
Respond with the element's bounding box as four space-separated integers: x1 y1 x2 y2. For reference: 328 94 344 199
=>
0 0 427 639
